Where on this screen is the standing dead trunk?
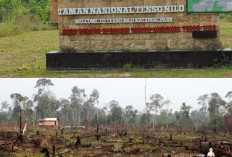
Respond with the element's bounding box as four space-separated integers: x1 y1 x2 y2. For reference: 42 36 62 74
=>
19 107 22 134
73 110 75 124
23 123 27 135
66 112 68 125
78 109 80 127
96 101 99 133
153 114 155 130
87 111 89 125
44 105 46 119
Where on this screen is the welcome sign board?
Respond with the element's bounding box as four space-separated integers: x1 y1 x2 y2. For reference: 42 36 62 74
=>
57 0 221 52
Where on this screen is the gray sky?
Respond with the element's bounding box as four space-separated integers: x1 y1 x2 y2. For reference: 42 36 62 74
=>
0 78 232 112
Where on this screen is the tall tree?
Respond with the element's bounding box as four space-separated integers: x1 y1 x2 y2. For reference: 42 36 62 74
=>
1 101 9 112
107 100 122 125
34 78 54 94
34 78 54 118
89 89 99 131
197 94 209 122
149 94 165 129
60 98 70 125
180 103 193 128
225 91 232 115
69 86 86 126
208 93 226 130
125 105 138 126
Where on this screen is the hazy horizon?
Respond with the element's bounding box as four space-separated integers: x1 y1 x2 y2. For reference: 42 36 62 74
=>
0 78 232 112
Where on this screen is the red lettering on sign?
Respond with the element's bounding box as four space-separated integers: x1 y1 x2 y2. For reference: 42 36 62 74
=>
62 25 217 35
62 29 78 35
203 25 216 31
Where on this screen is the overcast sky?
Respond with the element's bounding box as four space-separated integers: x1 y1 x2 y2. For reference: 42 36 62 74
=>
0 78 232 112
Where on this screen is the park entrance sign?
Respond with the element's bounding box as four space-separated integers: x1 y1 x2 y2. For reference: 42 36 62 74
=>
187 0 232 13
47 0 232 70
57 0 221 52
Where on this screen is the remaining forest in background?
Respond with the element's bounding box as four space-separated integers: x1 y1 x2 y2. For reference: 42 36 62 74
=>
1 78 232 132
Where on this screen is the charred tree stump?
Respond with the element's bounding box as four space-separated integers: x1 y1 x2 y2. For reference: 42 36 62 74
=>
41 148 50 157
12 134 23 151
204 136 207 142
169 134 173 141
96 134 100 141
124 131 127 137
34 140 40 148
129 137 133 143
75 136 81 147
199 139 202 152
52 145 55 157
209 142 212 148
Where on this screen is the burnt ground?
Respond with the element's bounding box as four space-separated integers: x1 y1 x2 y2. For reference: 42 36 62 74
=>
0 123 232 157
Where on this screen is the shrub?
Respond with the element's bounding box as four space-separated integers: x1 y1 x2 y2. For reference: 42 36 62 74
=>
0 12 52 37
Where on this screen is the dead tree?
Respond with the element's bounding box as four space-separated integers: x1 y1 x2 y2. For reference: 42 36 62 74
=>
12 107 24 151
19 107 22 134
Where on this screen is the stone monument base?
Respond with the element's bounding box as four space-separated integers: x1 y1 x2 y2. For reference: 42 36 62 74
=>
46 51 232 70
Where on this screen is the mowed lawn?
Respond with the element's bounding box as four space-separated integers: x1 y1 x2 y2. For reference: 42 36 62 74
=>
0 22 232 78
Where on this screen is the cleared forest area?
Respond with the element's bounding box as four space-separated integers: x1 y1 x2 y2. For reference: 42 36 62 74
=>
0 123 232 157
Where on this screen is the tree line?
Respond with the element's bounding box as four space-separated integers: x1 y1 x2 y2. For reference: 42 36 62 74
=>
0 0 51 36
0 0 50 22
1 78 232 132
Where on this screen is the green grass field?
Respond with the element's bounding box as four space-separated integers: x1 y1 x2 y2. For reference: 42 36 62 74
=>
0 22 232 78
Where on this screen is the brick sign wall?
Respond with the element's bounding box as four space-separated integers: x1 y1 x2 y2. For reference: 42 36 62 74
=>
57 0 221 52
50 0 58 23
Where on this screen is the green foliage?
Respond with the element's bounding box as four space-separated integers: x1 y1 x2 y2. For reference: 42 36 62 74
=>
0 0 52 36
220 13 232 22
159 110 169 126
0 0 50 22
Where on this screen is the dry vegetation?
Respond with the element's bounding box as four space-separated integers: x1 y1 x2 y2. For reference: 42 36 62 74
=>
0 123 232 157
